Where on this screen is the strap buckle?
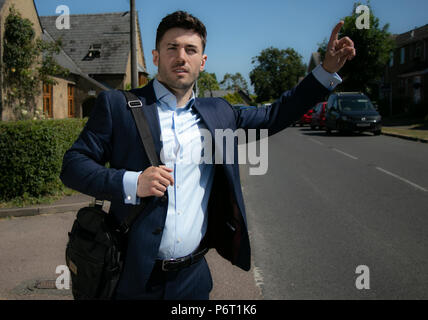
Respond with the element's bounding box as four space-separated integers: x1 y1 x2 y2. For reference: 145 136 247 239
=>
128 100 143 108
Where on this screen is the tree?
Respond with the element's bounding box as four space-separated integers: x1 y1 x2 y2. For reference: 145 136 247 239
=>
2 6 69 120
317 1 394 98
249 47 306 103
222 92 245 105
197 71 220 97
220 72 249 93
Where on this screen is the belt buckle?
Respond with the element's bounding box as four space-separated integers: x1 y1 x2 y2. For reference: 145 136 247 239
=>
161 259 174 272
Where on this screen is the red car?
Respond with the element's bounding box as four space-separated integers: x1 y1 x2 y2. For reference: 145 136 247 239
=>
294 108 314 126
310 102 327 130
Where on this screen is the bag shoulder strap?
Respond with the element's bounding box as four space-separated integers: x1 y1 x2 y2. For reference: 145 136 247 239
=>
121 90 160 167
119 89 163 232
95 90 161 234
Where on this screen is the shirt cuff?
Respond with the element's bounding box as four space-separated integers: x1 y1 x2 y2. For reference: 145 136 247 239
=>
312 64 342 91
123 171 142 205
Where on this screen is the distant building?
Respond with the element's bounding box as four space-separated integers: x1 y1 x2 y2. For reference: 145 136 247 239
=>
40 11 148 118
381 24 428 116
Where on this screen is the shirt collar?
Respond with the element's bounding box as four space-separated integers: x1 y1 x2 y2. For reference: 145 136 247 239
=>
153 78 195 110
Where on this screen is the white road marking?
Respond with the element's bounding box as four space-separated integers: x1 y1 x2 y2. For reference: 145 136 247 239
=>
332 148 358 160
308 138 324 146
376 167 428 192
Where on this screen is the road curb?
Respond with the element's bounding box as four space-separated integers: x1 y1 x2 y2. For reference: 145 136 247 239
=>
0 201 91 219
381 131 428 143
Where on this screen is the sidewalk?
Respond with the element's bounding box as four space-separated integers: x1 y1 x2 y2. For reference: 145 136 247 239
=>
381 119 428 143
0 194 263 300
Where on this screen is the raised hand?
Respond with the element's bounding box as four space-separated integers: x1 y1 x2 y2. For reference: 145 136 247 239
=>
322 21 356 74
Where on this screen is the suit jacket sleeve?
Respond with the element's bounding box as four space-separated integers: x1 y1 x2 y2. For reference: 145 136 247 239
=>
60 91 126 202
233 72 330 136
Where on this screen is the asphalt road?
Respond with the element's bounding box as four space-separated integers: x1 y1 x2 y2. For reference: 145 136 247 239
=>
240 126 428 299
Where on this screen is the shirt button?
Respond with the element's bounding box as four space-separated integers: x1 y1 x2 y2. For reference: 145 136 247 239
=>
177 211 182 215
161 195 167 202
177 238 181 243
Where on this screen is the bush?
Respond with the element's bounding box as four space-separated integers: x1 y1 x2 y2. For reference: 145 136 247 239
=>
0 118 86 201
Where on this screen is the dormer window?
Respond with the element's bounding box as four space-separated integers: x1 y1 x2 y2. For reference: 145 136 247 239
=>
83 44 102 60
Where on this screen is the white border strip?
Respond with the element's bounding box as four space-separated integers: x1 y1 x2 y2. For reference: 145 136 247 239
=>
376 167 428 192
332 148 358 160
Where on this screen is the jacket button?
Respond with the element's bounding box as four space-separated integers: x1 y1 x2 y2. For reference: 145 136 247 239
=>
153 227 163 235
160 195 167 202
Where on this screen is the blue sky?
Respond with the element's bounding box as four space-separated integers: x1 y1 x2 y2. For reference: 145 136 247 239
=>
34 0 428 92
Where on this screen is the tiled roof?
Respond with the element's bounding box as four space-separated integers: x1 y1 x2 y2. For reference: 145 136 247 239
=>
394 24 428 46
40 12 145 75
42 29 109 90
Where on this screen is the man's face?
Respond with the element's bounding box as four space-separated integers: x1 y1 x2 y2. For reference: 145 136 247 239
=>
153 28 207 92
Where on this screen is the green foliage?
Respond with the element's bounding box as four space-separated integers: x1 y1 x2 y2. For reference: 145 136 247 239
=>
0 119 87 201
197 71 220 97
318 1 395 98
2 6 69 120
222 92 245 105
220 73 249 93
250 47 306 103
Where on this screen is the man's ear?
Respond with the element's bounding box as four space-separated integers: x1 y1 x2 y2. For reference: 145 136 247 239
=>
152 49 159 67
200 54 208 72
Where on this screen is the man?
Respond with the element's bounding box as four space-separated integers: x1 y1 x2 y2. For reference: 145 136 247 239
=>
60 11 355 300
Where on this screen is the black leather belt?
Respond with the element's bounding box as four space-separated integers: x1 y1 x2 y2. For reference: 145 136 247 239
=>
155 247 208 272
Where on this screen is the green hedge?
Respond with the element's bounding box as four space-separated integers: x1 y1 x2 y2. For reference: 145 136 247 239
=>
0 118 87 201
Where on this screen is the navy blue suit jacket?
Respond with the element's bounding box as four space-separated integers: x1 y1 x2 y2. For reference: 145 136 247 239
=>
60 74 329 297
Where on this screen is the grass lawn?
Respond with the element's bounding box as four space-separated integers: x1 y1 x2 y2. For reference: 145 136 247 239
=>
0 188 78 209
382 124 428 141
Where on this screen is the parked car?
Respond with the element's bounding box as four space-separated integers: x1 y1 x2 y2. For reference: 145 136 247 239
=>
324 92 382 135
293 108 314 126
310 101 327 130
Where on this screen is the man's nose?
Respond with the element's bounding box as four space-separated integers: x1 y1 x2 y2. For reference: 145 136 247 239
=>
176 47 187 61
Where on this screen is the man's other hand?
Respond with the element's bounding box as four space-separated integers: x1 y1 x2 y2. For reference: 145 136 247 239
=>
137 165 174 198
322 21 356 74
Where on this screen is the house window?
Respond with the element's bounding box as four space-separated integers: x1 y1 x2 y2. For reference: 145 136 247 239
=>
43 83 53 118
389 51 394 67
138 73 148 87
68 84 75 118
400 47 405 64
415 46 421 59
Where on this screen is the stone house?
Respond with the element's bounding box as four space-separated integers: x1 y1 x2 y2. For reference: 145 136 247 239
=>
0 0 148 120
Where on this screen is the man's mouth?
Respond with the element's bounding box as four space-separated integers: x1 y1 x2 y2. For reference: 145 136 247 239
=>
173 68 188 74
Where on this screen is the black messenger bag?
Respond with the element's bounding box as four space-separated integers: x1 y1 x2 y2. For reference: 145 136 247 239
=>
65 90 160 300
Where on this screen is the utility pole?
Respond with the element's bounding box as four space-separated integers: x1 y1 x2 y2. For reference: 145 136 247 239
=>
130 0 138 89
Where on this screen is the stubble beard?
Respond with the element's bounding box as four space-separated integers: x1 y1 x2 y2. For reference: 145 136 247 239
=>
157 57 198 93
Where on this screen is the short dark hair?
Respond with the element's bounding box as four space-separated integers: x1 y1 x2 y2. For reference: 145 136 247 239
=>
156 11 207 52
